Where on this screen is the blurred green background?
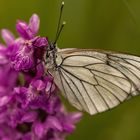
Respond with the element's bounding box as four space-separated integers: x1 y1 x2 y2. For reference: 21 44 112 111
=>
1 0 140 140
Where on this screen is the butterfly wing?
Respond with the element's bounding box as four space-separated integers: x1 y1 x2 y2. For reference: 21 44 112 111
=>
51 48 140 115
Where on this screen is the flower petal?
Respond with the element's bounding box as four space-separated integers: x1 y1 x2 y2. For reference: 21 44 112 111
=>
29 14 40 35
33 37 48 47
63 123 75 133
46 116 63 131
1 29 15 46
0 96 11 107
21 111 37 122
34 122 45 138
31 80 46 91
16 20 31 39
67 112 82 123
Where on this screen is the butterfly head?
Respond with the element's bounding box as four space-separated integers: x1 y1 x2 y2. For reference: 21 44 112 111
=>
49 42 56 51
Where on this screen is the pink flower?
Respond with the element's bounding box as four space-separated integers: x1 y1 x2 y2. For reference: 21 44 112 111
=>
0 14 82 140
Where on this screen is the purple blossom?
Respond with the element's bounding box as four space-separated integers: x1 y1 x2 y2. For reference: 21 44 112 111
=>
0 14 82 140
7 14 48 71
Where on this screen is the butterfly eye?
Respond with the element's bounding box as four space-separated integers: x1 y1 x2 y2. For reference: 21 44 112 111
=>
49 43 56 51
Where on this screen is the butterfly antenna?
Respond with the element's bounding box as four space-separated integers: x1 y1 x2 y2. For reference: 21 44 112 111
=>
54 1 65 44
54 21 66 44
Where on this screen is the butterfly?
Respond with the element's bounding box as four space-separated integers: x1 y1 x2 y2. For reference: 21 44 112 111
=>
45 2 140 115
45 44 140 115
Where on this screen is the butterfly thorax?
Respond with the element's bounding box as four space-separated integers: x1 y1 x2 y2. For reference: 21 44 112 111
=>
45 43 62 71
45 43 57 69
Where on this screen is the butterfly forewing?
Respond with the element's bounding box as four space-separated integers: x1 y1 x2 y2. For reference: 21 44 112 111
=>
51 48 140 115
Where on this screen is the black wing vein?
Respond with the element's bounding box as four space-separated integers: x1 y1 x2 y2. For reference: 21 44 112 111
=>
59 69 89 112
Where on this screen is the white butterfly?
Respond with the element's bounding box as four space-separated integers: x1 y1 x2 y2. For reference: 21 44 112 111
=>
45 1 140 115
45 45 140 115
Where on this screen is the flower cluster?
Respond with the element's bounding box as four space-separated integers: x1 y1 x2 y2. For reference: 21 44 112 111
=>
0 14 82 140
